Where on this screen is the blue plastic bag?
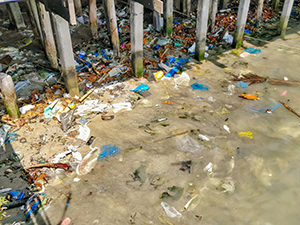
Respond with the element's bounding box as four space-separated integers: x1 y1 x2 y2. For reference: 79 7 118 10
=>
249 103 282 113
237 81 248 89
191 82 210 91
98 144 120 161
244 48 261 54
132 84 150 93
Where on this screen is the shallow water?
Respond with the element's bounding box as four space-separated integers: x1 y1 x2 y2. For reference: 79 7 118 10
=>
20 27 300 225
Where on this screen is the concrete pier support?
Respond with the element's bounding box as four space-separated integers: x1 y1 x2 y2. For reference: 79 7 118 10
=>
210 0 218 32
68 0 77 25
0 73 20 119
8 2 26 30
52 14 79 97
280 0 295 39
165 0 173 37
89 0 98 39
233 0 251 48
38 2 59 69
130 0 144 77
195 0 210 61
104 0 120 56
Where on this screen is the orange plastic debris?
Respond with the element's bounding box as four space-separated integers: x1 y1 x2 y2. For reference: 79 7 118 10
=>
239 94 260 100
163 100 173 105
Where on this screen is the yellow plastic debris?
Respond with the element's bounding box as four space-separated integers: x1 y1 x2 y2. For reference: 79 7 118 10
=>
155 71 164 80
238 131 253 139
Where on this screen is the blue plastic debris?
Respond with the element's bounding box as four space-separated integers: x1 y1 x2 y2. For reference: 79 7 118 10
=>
249 103 282 113
174 20 179 24
98 144 120 161
9 191 25 200
191 83 210 91
244 48 261 54
132 84 150 93
168 56 176 63
165 67 179 77
237 81 249 89
153 45 160 50
5 132 17 144
244 30 251 34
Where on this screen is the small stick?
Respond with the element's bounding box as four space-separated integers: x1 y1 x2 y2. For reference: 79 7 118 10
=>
279 101 300 119
154 131 188 143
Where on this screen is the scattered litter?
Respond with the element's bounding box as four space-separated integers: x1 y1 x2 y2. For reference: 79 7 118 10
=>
284 76 288 81
174 72 190 88
183 194 199 210
73 178 80 182
280 90 287 96
77 124 90 142
249 103 282 113
154 70 164 80
191 82 210 91
162 100 173 105
132 83 150 94
239 94 259 100
223 125 230 133
238 131 253 139
203 162 213 173
161 186 184 201
223 31 233 44
98 144 120 161
198 134 210 141
86 136 96 146
227 84 235 95
76 147 98 176
236 81 248 89
19 105 35 114
177 135 204 152
161 202 182 218
101 115 115 120
112 102 132 113
0 124 10 146
75 100 109 116
60 109 75 132
244 48 261 54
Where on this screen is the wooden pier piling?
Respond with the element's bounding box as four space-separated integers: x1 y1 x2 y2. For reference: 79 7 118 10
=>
68 0 77 25
8 2 26 30
74 0 83 17
210 0 218 32
257 0 264 21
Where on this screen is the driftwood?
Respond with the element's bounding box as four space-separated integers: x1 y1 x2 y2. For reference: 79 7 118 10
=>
27 163 70 171
232 73 300 86
279 101 300 119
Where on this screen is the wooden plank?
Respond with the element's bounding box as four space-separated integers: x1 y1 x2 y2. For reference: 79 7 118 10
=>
233 0 251 48
37 2 58 69
130 0 144 77
280 0 295 39
134 0 163 14
51 13 79 97
195 0 210 61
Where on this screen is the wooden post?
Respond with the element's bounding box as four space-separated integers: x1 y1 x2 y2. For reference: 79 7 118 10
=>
280 0 295 39
29 0 44 43
26 0 39 37
257 0 264 21
89 0 98 39
233 0 251 48
68 0 77 25
104 0 120 56
130 0 144 77
0 73 20 119
74 0 83 17
165 0 173 36
210 0 218 32
8 2 26 30
195 0 210 61
37 2 59 69
183 0 187 14
186 0 191 16
52 13 80 97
